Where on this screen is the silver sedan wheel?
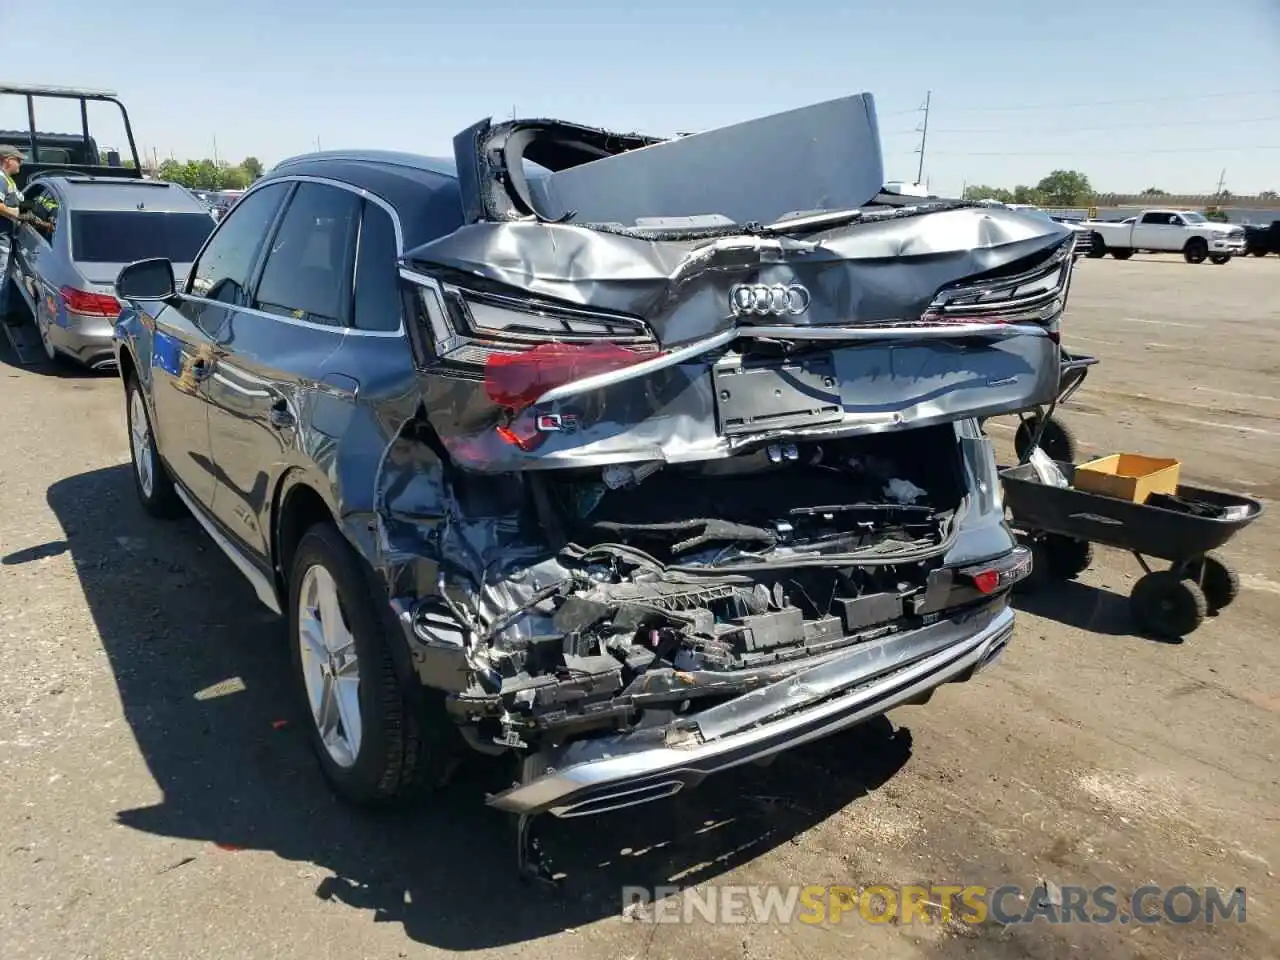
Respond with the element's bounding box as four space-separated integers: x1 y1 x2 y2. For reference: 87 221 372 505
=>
129 389 154 499
297 565 362 768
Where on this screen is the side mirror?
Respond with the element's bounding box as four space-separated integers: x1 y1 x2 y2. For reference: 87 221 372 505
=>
116 258 176 302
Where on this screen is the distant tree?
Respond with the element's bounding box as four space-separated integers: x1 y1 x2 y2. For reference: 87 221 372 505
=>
241 156 264 181
1035 170 1093 207
1260 190 1277 200
1012 184 1043 205
963 184 1013 203
1205 210 1229 222
1142 187 1168 195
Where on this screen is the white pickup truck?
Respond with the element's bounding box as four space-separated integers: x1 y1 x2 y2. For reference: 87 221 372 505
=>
1081 209 1247 264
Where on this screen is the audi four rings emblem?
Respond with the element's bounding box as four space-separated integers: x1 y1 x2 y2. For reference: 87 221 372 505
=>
729 283 811 316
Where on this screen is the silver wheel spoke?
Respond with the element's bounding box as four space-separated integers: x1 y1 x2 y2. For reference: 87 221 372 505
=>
333 677 362 757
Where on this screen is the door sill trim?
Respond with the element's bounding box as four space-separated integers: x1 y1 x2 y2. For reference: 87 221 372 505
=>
172 483 283 615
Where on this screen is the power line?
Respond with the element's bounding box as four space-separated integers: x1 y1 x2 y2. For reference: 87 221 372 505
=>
926 144 1280 157
875 87 1280 118
884 114 1280 137
933 88 1280 114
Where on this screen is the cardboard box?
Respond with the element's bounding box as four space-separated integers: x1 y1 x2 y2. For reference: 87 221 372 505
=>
1073 454 1181 504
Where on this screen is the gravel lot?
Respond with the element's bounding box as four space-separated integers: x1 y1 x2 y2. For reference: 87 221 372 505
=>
2 254 1277 960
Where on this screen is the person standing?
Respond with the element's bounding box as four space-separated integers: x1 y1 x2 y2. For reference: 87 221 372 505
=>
1 145 26 323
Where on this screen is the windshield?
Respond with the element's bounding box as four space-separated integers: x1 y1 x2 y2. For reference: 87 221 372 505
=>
1181 212 1207 224
71 210 215 263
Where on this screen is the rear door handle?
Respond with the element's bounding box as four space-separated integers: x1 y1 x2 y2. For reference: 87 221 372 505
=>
268 399 295 428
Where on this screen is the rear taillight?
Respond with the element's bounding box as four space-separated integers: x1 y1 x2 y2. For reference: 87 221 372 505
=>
921 238 1073 332
59 286 121 317
484 341 653 411
959 546 1033 594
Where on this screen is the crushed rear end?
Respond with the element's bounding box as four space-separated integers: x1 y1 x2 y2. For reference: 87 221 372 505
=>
375 94 1069 816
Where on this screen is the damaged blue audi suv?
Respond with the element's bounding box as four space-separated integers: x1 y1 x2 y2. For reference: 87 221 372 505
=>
112 93 1072 838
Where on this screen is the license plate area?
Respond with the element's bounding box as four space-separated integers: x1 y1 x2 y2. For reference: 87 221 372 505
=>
713 353 844 436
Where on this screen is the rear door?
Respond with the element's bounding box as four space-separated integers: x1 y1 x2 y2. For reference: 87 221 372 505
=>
202 180 362 561
1131 211 1177 250
147 181 292 511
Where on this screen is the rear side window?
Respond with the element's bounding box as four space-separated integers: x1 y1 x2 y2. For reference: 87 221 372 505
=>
71 211 216 264
253 183 361 326
190 182 290 304
352 200 402 332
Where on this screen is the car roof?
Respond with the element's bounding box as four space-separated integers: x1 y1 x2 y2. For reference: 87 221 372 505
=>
260 151 464 249
34 176 210 213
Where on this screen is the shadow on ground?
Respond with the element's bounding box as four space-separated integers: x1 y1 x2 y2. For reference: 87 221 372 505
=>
1012 581 1192 645
48 464 915 950
1 316 114 379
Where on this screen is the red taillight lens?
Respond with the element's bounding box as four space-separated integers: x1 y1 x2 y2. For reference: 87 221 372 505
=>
970 570 1001 594
484 342 652 411
59 286 121 317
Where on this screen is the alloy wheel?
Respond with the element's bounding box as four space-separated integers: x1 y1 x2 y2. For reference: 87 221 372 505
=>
297 564 362 768
128 388 154 499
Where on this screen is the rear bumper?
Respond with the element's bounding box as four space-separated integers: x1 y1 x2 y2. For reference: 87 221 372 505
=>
51 312 117 368
487 599 1015 818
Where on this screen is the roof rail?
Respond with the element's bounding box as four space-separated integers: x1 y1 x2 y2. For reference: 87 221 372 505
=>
0 82 119 99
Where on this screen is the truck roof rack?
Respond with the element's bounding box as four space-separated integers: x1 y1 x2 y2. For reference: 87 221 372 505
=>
0 82 119 99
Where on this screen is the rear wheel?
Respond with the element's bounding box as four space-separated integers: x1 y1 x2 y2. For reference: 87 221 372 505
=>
1110 248 1133 260
1014 415 1077 464
1044 535 1093 580
1086 234 1107 258
125 375 183 519
1185 553 1239 614
1184 238 1208 264
1131 571 1206 639
1209 254 1231 265
1250 249 1269 257
288 522 455 806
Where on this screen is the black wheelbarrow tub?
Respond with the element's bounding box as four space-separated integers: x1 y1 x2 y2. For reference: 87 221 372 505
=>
1000 462 1265 562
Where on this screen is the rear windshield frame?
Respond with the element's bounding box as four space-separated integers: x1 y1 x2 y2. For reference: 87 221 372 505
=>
69 209 216 264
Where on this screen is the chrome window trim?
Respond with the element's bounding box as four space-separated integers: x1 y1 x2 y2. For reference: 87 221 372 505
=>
182 173 409 339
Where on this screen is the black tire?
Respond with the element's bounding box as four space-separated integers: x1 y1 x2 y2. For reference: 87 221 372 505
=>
1184 238 1208 264
1186 553 1240 614
1014 415 1077 464
1044 535 1093 580
1209 254 1231 265
287 522 454 806
1110 248 1133 260
1131 571 1207 639
1086 233 1107 258
125 375 183 519
1250 249 1269 258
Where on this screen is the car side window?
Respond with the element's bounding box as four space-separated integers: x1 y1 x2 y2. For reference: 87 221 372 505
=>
1139 212 1168 225
352 200 402 332
252 183 361 326
189 182 290 303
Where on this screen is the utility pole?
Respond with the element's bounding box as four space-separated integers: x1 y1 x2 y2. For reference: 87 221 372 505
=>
914 90 932 185
212 134 219 166
1214 168 1227 196
316 136 322 151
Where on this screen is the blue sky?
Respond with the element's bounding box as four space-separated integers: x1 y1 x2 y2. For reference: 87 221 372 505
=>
1 0 1278 195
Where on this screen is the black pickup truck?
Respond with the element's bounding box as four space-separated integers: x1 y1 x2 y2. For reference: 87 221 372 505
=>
1243 220 1280 257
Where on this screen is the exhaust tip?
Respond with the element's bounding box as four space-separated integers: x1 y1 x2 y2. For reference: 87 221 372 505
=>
549 780 684 819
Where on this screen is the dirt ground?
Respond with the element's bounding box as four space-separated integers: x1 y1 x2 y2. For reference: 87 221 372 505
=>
1 254 1277 960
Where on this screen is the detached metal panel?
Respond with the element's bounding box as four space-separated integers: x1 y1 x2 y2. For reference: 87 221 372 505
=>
528 93 885 228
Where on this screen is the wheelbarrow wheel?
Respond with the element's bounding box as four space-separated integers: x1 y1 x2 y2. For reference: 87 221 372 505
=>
1185 553 1240 613
1014 415 1077 464
1044 535 1093 580
1131 571 1207 639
